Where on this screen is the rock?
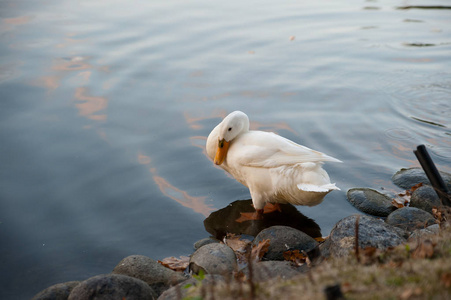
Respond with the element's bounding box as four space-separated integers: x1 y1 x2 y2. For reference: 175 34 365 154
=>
112 255 187 296
158 275 224 300
410 185 442 213
252 226 318 261
347 188 396 217
251 261 306 281
386 207 436 232
328 215 406 257
193 237 220 250
204 200 322 240
409 224 440 240
68 274 156 300
392 167 451 190
189 243 237 275
32 281 80 300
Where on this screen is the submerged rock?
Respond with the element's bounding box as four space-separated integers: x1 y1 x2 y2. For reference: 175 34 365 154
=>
189 243 237 275
32 281 80 300
68 274 156 300
392 167 451 190
410 185 442 213
112 255 186 296
386 207 436 232
347 188 396 217
204 200 322 240
252 225 318 261
327 214 406 257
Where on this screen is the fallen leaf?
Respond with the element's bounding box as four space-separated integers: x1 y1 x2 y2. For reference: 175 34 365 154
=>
411 239 435 259
251 239 270 262
283 249 307 265
400 287 422 300
158 256 190 272
441 272 451 287
224 233 251 253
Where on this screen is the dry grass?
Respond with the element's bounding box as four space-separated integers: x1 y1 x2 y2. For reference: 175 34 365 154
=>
183 221 451 300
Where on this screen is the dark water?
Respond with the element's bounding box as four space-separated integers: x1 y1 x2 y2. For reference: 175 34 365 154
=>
1 0 450 298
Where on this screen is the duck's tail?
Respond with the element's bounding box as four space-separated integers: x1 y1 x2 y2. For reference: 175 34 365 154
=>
297 183 341 193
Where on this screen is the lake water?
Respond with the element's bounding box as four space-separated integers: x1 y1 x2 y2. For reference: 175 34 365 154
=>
1 0 450 298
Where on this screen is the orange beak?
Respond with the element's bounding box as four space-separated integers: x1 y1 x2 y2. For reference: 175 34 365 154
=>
214 139 230 165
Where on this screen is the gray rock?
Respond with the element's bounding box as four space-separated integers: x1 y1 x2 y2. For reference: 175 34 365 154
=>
193 237 220 250
328 214 406 257
158 275 224 300
32 281 80 300
252 226 318 261
251 261 306 281
386 207 436 232
189 243 237 275
347 188 396 217
409 224 440 240
410 185 442 213
68 274 156 300
112 255 186 296
392 167 451 190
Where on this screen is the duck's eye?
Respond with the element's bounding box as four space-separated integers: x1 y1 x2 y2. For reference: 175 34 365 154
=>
228 127 232 131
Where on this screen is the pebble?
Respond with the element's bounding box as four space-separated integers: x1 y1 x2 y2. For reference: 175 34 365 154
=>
189 243 237 275
409 224 440 240
392 167 451 190
327 214 406 257
252 225 318 261
410 184 442 213
32 281 80 300
386 207 436 232
112 255 187 296
193 237 220 250
347 188 396 217
67 274 156 300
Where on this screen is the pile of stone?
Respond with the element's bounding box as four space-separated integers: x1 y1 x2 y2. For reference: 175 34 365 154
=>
32 167 450 300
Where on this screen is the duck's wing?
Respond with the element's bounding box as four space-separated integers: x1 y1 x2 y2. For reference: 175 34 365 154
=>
235 131 342 168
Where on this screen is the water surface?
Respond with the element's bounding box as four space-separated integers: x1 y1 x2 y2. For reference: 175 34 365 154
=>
1 0 450 298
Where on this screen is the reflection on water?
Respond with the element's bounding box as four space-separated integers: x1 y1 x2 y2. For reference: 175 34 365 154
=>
204 200 322 240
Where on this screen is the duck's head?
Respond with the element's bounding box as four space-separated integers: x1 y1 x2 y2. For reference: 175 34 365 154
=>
214 111 249 165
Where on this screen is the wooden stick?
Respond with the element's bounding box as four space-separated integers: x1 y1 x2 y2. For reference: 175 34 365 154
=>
413 145 451 207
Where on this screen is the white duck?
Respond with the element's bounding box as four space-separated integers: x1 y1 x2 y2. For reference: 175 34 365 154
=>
206 111 341 215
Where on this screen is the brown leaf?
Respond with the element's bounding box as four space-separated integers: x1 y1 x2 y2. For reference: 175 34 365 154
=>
392 199 405 208
158 256 190 272
283 249 307 265
400 287 422 300
441 272 451 287
251 239 270 261
411 239 435 259
224 233 251 253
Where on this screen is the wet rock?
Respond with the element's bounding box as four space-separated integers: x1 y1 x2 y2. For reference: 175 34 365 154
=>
32 281 80 300
193 237 220 250
189 243 237 275
392 167 451 190
409 224 440 240
410 185 442 213
252 226 318 261
158 275 224 300
328 214 406 257
204 199 322 240
68 274 156 300
112 255 186 296
347 188 396 217
252 261 307 281
386 207 436 232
